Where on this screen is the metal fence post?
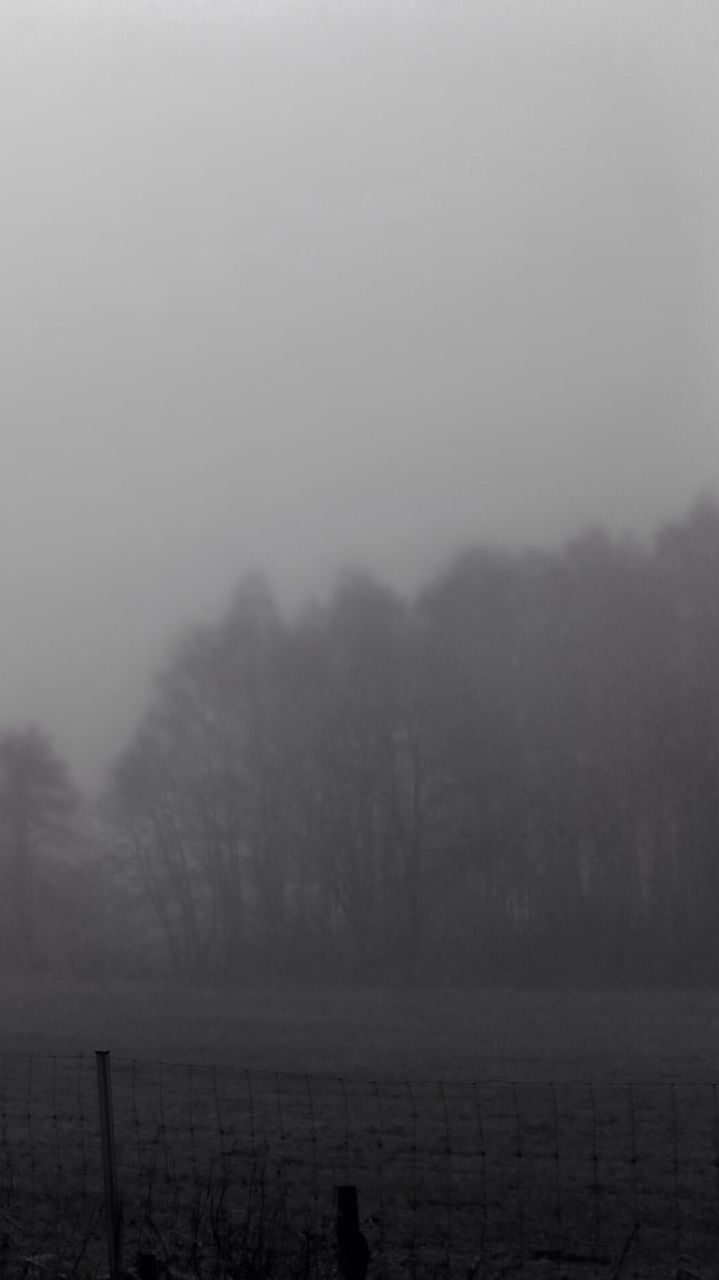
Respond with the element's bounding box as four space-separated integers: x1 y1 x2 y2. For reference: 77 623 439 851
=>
96 1050 122 1280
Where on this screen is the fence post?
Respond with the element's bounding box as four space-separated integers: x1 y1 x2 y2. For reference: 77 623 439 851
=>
336 1185 370 1280
95 1050 122 1280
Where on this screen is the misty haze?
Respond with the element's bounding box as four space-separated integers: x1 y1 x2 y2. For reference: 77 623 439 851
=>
1 1 719 1277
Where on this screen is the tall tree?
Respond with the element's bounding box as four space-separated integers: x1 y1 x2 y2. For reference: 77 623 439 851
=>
109 575 290 980
0 726 76 970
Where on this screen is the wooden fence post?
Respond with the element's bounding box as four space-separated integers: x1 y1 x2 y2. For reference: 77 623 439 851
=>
95 1050 122 1280
336 1185 370 1280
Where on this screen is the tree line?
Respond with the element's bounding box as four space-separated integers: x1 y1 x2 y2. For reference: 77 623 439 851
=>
3 495 719 985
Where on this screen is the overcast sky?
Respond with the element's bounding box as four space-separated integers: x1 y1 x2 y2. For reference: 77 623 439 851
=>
1 0 718 790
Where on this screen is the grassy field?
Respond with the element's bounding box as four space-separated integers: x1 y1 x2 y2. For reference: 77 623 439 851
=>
3 980 719 1279
2 977 719 1080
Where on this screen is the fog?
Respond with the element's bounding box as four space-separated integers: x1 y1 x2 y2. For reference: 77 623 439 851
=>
1 0 717 788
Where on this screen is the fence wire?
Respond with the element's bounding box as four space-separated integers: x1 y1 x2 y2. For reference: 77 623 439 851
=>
2 1053 719 1278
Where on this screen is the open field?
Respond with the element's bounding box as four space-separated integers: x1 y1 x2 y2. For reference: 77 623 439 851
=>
2 978 719 1080
3 981 719 1278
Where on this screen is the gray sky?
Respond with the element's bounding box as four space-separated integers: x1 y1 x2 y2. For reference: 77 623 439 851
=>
1 0 718 790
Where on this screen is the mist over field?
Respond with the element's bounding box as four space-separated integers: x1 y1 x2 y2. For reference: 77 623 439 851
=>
4 16 719 1277
0 0 718 992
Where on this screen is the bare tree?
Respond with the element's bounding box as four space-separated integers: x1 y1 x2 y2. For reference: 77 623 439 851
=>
0 726 76 970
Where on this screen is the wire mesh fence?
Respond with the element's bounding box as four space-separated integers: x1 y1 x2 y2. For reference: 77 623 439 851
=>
2 1051 719 1278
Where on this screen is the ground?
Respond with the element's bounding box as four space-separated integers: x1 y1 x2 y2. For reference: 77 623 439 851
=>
2 980 719 1278
0 977 717 1080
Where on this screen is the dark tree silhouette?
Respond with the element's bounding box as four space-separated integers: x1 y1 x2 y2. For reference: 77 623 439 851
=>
0 726 76 970
106 493 719 986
